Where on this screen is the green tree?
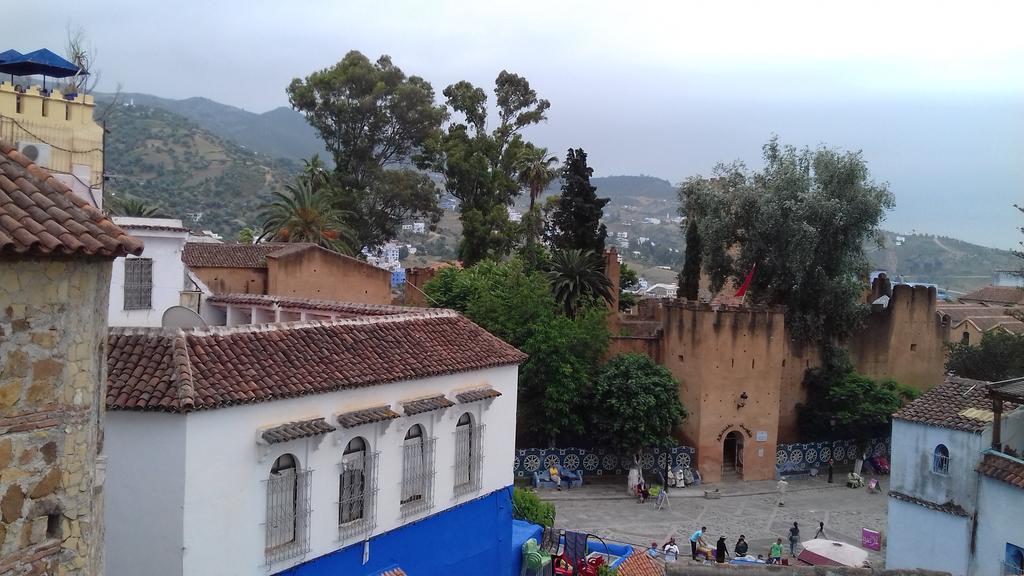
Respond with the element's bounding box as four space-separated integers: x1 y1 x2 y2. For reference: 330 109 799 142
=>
619 262 639 311
687 137 894 343
258 179 356 254
797 351 918 442
287 51 446 249
516 146 560 247
677 217 702 300
108 195 163 217
421 72 550 265
512 488 555 527
590 353 686 455
236 227 255 244
547 148 609 255
425 259 608 445
547 249 613 318
946 331 1024 381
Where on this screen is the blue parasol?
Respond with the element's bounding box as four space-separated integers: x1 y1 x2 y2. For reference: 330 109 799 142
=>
0 49 22 64
0 48 86 90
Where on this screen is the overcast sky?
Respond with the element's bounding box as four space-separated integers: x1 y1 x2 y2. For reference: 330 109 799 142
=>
8 1 1024 248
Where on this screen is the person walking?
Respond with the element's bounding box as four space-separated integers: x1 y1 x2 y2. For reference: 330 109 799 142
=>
777 477 788 506
788 522 800 557
734 535 749 557
814 521 826 539
715 536 729 564
690 526 707 560
768 538 784 564
828 458 834 484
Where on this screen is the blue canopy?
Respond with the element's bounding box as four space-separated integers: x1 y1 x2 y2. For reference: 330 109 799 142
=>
0 50 21 64
0 48 85 78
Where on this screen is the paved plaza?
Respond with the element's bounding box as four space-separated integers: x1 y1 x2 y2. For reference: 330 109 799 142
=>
534 475 890 567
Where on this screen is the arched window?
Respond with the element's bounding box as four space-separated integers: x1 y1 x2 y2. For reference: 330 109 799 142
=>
340 438 367 526
400 424 435 516
454 412 484 495
266 454 311 562
961 331 970 345
932 444 950 475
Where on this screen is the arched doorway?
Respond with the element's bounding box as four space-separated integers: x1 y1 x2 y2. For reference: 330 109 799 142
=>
723 431 744 479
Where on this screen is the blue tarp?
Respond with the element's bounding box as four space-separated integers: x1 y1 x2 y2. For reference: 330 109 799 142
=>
0 48 84 78
0 50 21 64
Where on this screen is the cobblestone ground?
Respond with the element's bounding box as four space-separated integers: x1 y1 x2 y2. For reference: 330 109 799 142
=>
534 476 890 567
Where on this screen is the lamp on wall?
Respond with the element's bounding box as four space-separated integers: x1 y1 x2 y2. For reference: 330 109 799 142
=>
737 392 748 409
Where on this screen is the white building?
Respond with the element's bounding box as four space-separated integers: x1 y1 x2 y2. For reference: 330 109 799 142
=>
108 217 191 327
645 283 677 298
507 208 522 223
105 300 524 576
642 217 661 225
412 222 425 234
886 376 1024 575
401 224 413 232
637 236 649 245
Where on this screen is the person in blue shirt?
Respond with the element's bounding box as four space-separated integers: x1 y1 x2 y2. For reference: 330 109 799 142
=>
690 526 707 560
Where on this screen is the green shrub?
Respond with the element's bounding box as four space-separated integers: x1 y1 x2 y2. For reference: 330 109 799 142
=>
512 488 555 527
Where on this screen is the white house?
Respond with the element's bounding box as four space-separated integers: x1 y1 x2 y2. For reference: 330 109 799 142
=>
886 376 1024 575
412 222 425 234
108 217 190 327
104 301 524 576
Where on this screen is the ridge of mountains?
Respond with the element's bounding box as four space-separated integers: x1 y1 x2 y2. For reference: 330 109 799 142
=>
94 92 1018 292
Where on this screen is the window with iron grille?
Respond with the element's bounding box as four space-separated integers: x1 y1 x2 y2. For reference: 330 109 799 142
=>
400 425 436 517
123 258 153 310
454 414 484 497
339 438 378 541
265 454 312 564
932 444 950 475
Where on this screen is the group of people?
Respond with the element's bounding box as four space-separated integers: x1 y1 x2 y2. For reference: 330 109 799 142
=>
685 521 827 564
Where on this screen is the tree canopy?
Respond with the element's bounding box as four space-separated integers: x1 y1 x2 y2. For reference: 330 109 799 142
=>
425 259 608 445
547 148 609 255
287 51 445 249
420 72 550 265
590 353 686 455
546 249 613 318
685 137 894 342
946 331 1024 381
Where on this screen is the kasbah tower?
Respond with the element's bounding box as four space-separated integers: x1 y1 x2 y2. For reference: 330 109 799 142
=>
0 76 143 573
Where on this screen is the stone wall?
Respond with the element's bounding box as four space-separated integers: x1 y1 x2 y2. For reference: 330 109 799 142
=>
0 259 111 575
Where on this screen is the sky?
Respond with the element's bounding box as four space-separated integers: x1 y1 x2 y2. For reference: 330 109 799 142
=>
8 1 1024 248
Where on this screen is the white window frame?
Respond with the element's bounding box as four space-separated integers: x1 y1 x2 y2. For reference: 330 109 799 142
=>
400 424 436 517
453 413 484 497
123 257 153 310
338 437 378 541
264 453 312 564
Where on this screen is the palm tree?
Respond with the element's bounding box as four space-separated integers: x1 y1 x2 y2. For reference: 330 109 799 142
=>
108 195 162 217
547 249 613 317
258 179 356 254
516 147 560 249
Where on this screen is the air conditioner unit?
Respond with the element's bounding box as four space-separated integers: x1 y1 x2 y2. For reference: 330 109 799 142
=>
16 141 52 168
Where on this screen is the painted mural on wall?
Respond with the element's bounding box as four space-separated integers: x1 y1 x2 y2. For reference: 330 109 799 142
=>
513 437 890 477
514 445 696 477
775 437 890 473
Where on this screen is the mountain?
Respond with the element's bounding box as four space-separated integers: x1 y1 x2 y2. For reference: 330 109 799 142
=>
99 100 299 237
868 231 1019 293
96 92 329 163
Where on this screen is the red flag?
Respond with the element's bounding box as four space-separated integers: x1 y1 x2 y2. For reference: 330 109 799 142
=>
734 264 756 298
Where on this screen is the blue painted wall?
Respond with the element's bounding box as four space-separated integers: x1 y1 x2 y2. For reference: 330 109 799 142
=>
275 487 513 576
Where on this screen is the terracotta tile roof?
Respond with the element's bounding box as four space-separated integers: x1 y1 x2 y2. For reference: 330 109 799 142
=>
107 310 526 413
893 376 1018 433
0 141 144 258
888 490 969 517
616 550 664 576
206 294 418 317
937 305 1002 324
992 378 1024 402
181 242 310 268
976 453 1024 489
337 406 401 428
456 388 502 403
261 417 336 444
402 395 455 416
962 316 1024 333
960 285 1024 306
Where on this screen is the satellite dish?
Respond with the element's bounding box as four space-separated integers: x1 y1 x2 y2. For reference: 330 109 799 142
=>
162 306 208 329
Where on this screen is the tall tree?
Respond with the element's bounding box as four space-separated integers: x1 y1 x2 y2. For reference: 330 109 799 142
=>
546 249 613 317
946 331 1024 381
287 51 446 249
687 137 894 343
421 72 550 265
678 218 703 300
516 146 560 248
547 148 609 255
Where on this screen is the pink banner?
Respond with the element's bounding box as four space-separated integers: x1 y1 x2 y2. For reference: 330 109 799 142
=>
862 528 881 551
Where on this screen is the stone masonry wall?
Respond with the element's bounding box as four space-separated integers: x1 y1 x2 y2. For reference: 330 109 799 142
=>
0 259 112 575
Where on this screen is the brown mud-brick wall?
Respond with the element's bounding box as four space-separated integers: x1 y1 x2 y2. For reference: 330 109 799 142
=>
0 259 111 575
